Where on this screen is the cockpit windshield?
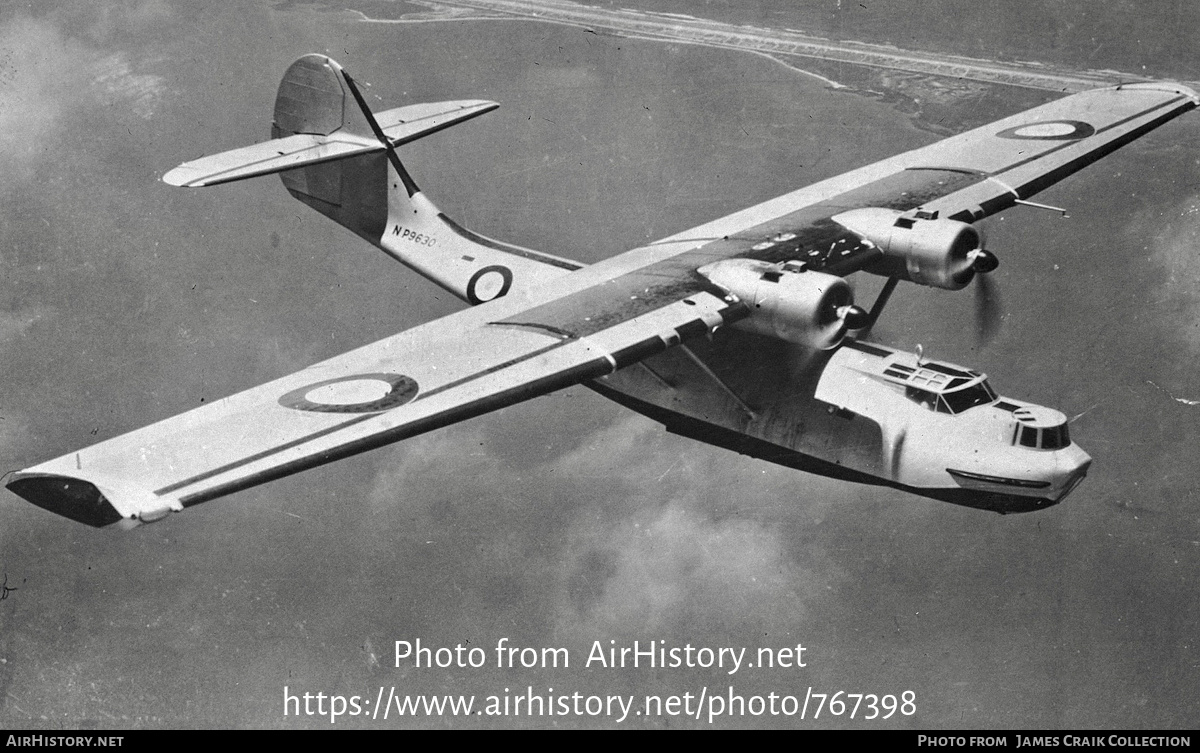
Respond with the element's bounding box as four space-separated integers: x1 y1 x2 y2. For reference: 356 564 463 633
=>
942 380 998 414
905 379 997 415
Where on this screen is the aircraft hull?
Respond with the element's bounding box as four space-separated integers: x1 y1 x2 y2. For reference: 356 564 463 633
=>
588 330 1087 515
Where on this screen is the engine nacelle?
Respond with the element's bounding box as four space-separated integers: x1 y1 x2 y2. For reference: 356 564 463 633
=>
833 207 985 290
699 259 864 350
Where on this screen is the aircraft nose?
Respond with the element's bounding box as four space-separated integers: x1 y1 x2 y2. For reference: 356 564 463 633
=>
1054 445 1092 502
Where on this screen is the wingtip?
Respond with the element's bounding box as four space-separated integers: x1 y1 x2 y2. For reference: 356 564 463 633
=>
1113 80 1200 106
162 165 204 187
6 472 125 528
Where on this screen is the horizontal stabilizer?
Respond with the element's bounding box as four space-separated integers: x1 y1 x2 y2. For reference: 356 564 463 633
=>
163 100 497 187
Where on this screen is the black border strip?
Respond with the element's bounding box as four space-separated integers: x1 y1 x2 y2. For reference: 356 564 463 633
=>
610 336 667 367
674 317 711 341
843 340 894 358
415 341 568 401
946 468 1051 489
438 213 584 271
154 413 380 496
488 321 575 339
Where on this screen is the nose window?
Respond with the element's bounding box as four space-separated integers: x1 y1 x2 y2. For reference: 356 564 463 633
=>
1041 423 1070 450
1017 424 1070 450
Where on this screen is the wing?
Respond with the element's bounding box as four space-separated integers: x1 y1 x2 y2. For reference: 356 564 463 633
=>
644 81 1198 278
6 273 742 527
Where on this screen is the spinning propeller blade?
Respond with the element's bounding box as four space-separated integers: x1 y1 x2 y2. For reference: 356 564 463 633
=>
974 271 1003 347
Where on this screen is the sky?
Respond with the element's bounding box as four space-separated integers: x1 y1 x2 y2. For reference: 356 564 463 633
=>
0 0 1197 729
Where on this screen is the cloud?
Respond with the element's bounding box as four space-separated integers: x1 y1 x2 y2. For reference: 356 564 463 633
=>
0 13 170 178
90 52 168 119
0 16 91 178
0 305 51 452
547 417 837 638
366 408 841 644
555 501 819 638
81 0 172 43
1139 194 1200 353
0 306 53 347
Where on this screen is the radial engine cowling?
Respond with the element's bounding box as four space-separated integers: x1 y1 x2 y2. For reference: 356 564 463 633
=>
833 207 986 290
699 259 865 350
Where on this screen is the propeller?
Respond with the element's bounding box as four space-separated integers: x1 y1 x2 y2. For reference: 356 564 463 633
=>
839 304 871 331
818 280 869 346
968 248 999 274
951 247 1000 287
950 245 1002 346
973 269 1004 346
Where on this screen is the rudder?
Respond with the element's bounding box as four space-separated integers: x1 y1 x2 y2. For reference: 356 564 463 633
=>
273 55 387 241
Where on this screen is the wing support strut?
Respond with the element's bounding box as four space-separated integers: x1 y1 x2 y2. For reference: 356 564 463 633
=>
859 276 901 337
987 176 1067 216
678 345 757 419
1012 199 1068 216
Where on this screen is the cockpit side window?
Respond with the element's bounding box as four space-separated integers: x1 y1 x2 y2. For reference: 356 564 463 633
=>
905 386 937 411
1019 426 1039 448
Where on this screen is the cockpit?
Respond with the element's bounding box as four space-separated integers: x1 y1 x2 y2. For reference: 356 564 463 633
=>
888 360 998 415
905 380 998 415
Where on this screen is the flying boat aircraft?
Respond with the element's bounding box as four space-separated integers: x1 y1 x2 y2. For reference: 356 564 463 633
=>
7 55 1197 527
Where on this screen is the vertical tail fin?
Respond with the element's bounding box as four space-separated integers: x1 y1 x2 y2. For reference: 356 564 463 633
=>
272 54 389 243
272 54 584 301
164 54 584 303
272 54 373 139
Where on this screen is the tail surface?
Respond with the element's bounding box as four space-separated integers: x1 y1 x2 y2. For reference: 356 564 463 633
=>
164 54 582 303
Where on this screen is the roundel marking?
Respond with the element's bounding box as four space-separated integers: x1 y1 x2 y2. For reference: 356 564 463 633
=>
466 265 513 305
279 373 419 413
996 120 1095 140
